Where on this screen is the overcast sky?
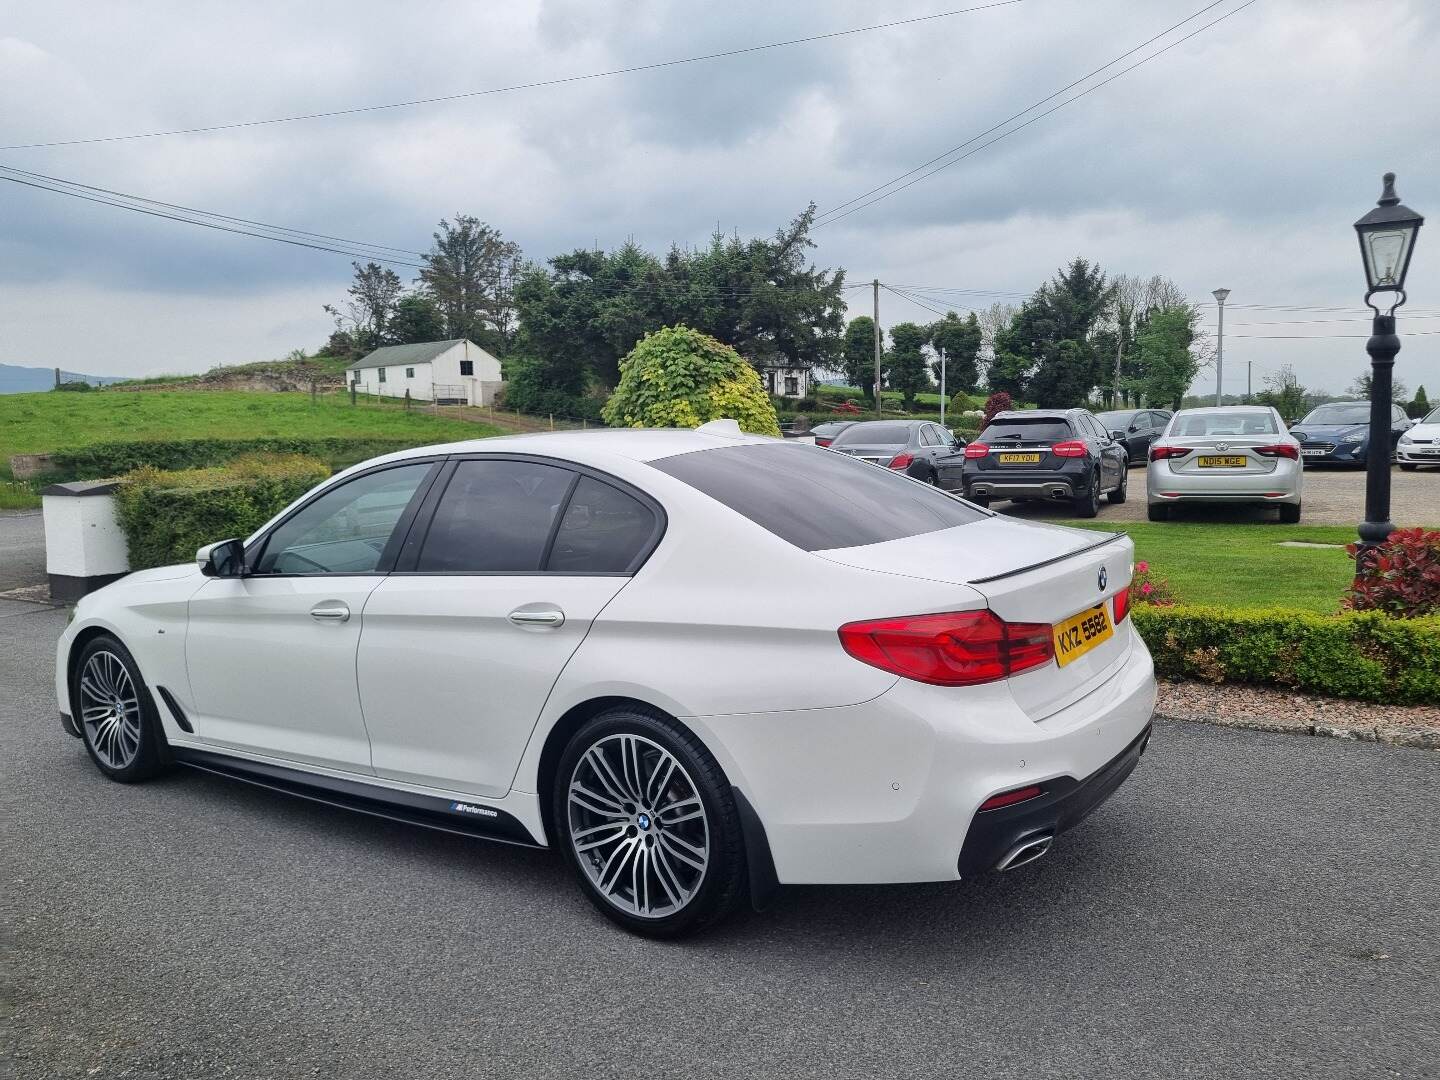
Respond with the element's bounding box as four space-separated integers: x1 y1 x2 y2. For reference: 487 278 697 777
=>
2 0 1437 397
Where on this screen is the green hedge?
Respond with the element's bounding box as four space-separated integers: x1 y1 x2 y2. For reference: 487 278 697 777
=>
1133 605 1440 705
50 436 426 480
115 455 331 570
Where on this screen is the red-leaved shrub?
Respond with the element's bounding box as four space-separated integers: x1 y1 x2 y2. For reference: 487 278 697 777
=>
1344 528 1440 617
981 391 1013 429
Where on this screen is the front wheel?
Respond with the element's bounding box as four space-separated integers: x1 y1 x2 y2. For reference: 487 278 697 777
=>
554 707 746 938
72 635 172 782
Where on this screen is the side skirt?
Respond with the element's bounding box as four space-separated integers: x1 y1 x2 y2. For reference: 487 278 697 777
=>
172 748 544 849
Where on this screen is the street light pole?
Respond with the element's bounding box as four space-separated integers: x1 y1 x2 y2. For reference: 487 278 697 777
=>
1212 288 1230 406
1353 173 1424 569
872 279 882 419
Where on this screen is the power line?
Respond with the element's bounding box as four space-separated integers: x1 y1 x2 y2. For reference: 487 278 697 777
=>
883 284 954 318
0 3 1024 152
812 0 1259 228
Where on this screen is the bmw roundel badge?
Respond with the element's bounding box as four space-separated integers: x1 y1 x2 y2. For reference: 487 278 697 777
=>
1097 566 1108 592
637 813 652 831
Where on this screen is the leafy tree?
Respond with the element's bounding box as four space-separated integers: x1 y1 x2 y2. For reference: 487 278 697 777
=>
315 329 356 359
1410 385 1431 419
1020 258 1112 407
1130 306 1199 409
386 294 446 345
1349 370 1409 403
324 261 403 352
602 325 780 436
928 311 982 394
419 215 523 354
886 322 932 411
841 316 879 402
1255 364 1308 421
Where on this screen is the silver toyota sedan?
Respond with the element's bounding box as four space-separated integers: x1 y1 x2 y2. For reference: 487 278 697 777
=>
1146 406 1303 522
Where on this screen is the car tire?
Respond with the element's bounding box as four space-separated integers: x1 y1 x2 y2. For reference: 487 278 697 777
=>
1108 467 1128 504
1400 463 1418 472
553 706 746 939
1075 472 1101 518
1147 502 1169 522
1279 502 1302 524
71 634 172 783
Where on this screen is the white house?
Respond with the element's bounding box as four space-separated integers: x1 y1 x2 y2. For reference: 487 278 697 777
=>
347 339 503 406
757 361 813 400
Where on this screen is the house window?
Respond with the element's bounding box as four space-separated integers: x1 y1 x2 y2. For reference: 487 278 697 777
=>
405 367 415 378
378 368 387 383
785 375 799 396
459 359 474 376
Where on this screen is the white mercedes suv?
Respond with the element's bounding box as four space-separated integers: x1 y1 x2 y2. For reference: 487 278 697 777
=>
55 421 1156 937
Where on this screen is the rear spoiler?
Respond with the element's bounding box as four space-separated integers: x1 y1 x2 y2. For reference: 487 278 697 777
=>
966 531 1127 585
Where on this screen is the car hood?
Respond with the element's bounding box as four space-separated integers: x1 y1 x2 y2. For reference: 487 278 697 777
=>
1289 423 1367 440
1403 423 1440 439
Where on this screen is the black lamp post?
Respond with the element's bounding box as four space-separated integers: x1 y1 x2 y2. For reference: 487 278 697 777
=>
1353 173 1423 569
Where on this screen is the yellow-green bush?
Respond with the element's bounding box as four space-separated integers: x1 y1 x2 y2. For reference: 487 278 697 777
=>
1132 605 1440 704
602 325 781 436
115 454 331 570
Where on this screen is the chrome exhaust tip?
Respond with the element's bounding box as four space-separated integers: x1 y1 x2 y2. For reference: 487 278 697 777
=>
995 833 1053 872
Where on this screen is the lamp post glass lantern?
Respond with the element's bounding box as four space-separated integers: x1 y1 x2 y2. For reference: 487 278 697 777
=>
1353 172 1423 567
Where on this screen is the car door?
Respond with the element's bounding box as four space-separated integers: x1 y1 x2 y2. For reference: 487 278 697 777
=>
1082 414 1123 488
1128 413 1156 460
356 456 663 797
184 460 439 772
1392 405 1411 448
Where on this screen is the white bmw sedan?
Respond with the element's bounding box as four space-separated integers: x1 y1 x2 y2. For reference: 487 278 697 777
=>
1146 406 1304 522
55 421 1156 937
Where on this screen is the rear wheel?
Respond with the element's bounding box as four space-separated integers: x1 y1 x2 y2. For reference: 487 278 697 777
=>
72 635 171 783
1108 466 1128 504
1147 502 1169 522
1075 472 1101 518
554 707 746 938
1279 502 1302 524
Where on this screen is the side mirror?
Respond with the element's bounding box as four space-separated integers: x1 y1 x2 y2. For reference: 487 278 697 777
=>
197 538 245 577
1111 429 1127 441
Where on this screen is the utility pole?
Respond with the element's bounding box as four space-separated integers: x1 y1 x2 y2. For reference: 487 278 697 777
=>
1246 361 1252 404
872 279 882 418
1212 288 1230 406
939 350 947 427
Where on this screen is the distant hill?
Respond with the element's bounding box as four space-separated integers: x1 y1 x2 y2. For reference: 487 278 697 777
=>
0 363 126 394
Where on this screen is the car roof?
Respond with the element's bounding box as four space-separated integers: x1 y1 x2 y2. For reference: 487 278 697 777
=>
363 425 780 468
1172 405 1275 414
989 409 1077 419
843 418 931 428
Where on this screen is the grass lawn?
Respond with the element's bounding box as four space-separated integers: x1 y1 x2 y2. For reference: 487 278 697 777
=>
0 390 501 467
1059 521 1356 613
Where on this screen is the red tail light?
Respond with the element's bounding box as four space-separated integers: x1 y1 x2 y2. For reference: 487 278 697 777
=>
816 438 833 448
838 610 1054 687
1254 443 1299 459
1150 445 1191 461
1112 585 1130 624
963 443 990 459
888 452 915 470
979 785 1044 811
1051 440 1087 458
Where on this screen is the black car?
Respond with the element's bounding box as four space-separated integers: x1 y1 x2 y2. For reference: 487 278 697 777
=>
810 420 857 448
826 419 964 483
939 408 1128 518
1095 408 1174 465
1287 401 1413 466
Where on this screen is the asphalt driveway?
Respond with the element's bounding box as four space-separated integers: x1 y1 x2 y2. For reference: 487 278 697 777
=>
0 511 46 592
3 606 1437 1079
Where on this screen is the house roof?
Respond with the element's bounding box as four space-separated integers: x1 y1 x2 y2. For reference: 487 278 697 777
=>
347 339 471 370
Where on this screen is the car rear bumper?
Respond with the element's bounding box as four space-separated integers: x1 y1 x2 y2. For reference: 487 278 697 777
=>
944 464 1093 501
1146 461 1301 503
692 627 1156 884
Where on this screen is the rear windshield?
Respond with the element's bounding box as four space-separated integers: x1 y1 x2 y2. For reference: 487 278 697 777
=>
1170 410 1278 436
1299 404 1369 426
651 442 985 551
830 423 912 446
979 417 1074 443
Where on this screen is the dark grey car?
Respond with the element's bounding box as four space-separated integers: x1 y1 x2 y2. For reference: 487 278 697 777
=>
826 419 964 484
1096 408 1174 465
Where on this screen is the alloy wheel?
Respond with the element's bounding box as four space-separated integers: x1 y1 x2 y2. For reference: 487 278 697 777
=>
78 650 142 770
567 733 710 919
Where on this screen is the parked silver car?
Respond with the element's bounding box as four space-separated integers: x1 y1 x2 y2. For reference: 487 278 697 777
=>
1146 406 1303 522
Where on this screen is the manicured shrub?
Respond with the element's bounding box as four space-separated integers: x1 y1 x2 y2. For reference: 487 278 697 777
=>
49 436 425 480
115 454 331 570
602 325 781 436
980 391 1012 429
1132 605 1440 704
1343 528 1440 617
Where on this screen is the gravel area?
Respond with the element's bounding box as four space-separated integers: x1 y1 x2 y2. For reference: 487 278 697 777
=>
998 462 1440 525
1157 679 1440 748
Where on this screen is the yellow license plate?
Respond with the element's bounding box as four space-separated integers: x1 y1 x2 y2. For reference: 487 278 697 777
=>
998 452 1042 464
1053 604 1114 668
1198 455 1247 468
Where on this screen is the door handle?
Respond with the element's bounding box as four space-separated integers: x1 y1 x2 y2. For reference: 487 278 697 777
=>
310 603 351 622
508 607 565 628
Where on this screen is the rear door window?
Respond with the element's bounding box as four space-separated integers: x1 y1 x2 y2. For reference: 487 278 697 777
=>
546 477 658 574
416 459 574 573
652 442 985 552
979 417 1074 443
